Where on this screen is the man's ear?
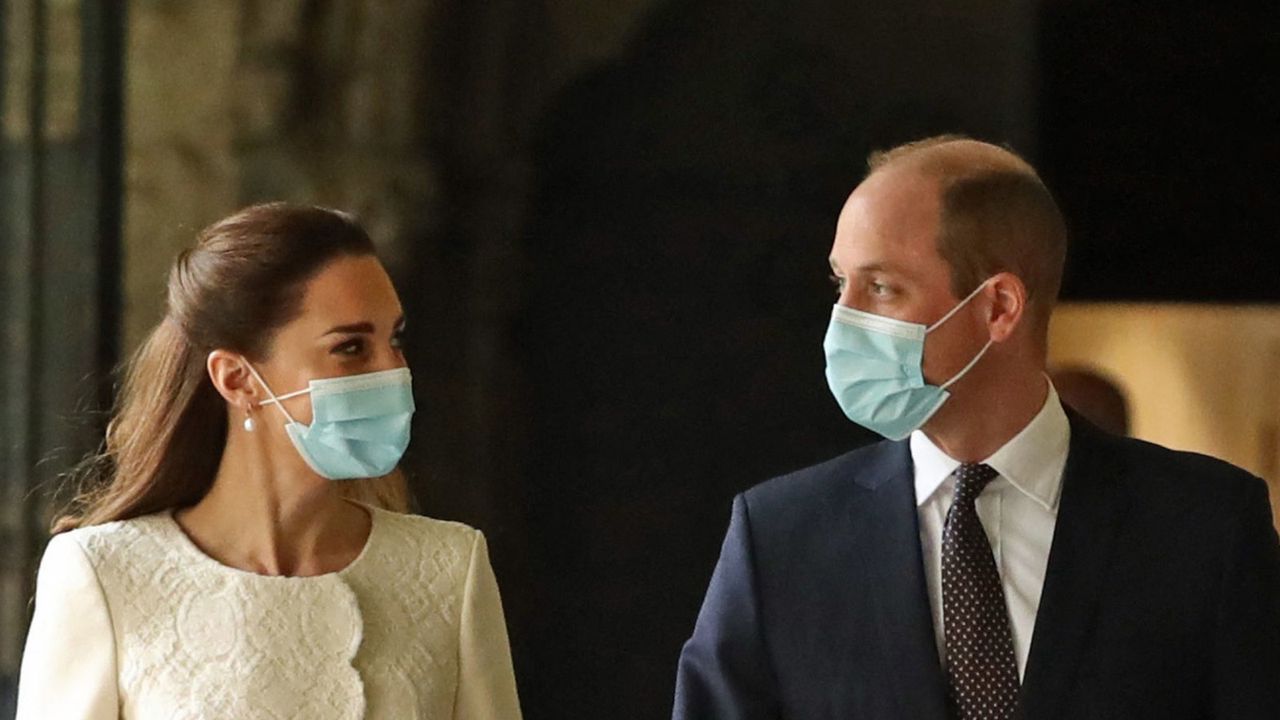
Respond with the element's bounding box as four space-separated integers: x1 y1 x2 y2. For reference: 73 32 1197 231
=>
986 272 1027 343
207 350 259 409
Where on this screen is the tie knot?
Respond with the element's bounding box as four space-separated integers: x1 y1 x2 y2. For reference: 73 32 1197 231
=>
953 463 999 503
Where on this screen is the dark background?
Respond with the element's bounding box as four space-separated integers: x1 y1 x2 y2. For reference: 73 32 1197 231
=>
1 1 1276 718
509 3 1277 717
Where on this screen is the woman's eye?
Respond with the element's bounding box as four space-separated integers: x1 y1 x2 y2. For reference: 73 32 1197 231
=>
829 274 846 295
870 281 893 297
333 339 365 356
391 332 405 350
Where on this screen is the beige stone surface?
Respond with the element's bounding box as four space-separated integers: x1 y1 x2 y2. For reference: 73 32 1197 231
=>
123 0 240 349
121 0 443 350
124 145 239 338
125 1 241 147
44 0 82 141
1050 303 1280 526
3 0 34 141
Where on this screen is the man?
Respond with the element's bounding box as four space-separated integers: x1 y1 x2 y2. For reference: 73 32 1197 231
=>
673 136 1280 719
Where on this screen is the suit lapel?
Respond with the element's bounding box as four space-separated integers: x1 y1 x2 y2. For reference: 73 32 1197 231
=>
854 441 950 720
1018 414 1132 719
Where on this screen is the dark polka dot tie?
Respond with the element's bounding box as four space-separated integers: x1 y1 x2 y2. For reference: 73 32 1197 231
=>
942 463 1020 719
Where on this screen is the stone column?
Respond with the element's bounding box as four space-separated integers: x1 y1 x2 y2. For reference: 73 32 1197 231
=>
0 0 123 700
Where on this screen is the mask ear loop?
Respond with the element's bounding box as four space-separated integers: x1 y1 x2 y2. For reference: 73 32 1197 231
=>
243 362 309 425
925 279 996 390
939 339 994 390
926 279 991 333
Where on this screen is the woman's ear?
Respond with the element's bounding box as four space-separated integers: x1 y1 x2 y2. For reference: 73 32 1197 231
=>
206 350 258 408
986 272 1027 343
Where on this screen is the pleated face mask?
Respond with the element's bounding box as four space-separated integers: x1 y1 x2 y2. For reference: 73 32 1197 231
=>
248 365 415 480
823 280 992 441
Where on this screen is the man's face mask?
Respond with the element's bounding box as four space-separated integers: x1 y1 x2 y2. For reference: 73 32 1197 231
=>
823 279 993 440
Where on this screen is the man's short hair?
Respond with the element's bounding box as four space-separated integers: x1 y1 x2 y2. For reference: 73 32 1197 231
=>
868 135 1068 333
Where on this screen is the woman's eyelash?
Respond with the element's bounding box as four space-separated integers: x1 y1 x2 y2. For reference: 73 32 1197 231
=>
333 338 364 355
331 329 407 356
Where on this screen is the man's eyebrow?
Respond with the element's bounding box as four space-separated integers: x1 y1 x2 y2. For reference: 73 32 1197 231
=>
831 260 912 277
851 262 907 275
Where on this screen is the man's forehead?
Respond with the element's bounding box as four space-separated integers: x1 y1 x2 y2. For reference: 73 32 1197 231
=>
832 168 947 277
849 162 940 206
838 170 940 240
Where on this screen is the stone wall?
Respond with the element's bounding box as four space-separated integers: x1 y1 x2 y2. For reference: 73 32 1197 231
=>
123 0 239 349
123 0 442 348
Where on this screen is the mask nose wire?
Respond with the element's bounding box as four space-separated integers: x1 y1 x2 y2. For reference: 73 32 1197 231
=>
242 361 307 425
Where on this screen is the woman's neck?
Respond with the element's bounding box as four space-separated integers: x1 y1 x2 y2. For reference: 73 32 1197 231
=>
174 428 371 577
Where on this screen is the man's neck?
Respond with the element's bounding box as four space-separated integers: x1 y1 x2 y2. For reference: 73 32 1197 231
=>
922 370 1049 463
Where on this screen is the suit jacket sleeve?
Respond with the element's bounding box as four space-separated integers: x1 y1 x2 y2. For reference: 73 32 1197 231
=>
16 534 119 720
1211 478 1280 718
454 530 523 720
674 494 780 720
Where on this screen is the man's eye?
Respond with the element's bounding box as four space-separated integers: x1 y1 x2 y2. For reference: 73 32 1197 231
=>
870 282 892 296
391 332 405 350
829 274 846 294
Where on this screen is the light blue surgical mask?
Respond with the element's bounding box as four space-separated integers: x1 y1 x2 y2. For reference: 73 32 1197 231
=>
247 365 415 480
823 280 992 441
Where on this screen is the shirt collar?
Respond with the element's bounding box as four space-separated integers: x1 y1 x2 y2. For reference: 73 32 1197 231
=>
910 381 1070 512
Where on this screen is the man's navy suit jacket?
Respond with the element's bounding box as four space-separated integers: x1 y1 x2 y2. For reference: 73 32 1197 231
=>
674 415 1280 719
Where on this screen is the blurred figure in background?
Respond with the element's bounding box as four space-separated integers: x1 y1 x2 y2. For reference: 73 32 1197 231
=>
16 204 521 719
674 136 1280 720
1049 366 1130 436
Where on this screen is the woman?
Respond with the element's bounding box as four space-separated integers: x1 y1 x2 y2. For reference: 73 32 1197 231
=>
16 203 522 719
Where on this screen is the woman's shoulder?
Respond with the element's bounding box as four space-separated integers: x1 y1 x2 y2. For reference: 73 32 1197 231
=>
369 506 480 549
51 512 176 569
361 507 484 582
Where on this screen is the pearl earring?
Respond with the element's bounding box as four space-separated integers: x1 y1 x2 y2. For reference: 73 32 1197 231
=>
243 409 256 432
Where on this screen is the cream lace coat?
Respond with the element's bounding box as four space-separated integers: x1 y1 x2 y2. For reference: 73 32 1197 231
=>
16 505 522 719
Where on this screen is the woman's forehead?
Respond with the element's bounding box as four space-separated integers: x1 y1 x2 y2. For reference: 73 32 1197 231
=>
294 256 402 327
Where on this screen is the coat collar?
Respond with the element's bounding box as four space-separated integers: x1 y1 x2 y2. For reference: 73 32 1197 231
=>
1016 411 1133 719
850 439 951 720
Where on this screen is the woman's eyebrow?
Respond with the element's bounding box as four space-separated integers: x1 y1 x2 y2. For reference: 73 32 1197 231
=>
321 315 406 337
321 321 375 336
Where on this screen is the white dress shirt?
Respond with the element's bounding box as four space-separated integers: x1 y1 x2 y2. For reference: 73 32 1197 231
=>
911 383 1070 679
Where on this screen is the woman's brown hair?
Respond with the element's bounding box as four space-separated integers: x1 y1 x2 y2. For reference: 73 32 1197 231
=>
54 203 411 533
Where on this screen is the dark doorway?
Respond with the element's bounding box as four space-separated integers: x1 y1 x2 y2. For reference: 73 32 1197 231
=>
515 0 1034 715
